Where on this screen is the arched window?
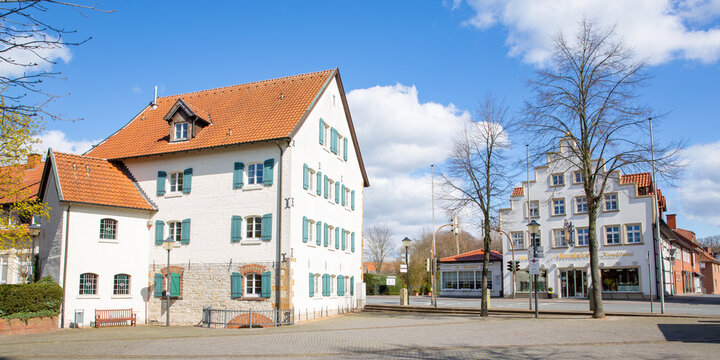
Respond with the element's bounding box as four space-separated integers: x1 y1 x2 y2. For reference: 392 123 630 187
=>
79 273 98 295
245 273 262 297
99 218 117 240
246 216 262 239
113 274 131 295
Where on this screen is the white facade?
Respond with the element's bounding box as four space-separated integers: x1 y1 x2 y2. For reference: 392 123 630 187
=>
438 261 503 297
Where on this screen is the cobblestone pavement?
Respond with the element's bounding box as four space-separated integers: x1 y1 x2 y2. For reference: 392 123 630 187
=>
1 312 719 359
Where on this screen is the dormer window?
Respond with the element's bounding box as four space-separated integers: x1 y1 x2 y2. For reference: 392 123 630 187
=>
174 122 189 141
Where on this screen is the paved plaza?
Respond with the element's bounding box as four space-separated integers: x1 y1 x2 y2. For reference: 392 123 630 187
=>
1 311 719 359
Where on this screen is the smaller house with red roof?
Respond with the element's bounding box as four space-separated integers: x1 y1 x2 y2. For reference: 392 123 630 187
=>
438 249 503 297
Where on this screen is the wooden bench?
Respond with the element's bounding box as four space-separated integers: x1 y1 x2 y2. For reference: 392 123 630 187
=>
94 308 136 327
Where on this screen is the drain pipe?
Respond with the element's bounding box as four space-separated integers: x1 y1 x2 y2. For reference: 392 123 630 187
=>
60 203 71 328
274 140 288 315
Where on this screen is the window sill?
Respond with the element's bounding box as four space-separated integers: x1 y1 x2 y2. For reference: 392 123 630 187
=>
77 295 100 299
111 295 132 299
604 243 623 246
99 239 118 244
235 297 266 301
551 213 566 217
603 209 619 213
575 211 588 215
624 242 644 246
552 246 569 249
164 192 183 198
242 240 262 245
549 184 565 187
243 185 263 191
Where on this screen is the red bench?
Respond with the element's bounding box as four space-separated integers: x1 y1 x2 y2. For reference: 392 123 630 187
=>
94 308 137 327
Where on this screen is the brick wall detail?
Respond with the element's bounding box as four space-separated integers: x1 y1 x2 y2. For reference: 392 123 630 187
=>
0 316 59 336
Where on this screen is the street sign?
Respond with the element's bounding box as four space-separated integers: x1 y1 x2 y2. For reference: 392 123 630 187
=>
533 246 544 258
529 258 540 275
400 264 407 273
386 276 396 286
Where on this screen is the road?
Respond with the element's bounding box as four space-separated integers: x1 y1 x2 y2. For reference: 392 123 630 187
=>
367 294 720 316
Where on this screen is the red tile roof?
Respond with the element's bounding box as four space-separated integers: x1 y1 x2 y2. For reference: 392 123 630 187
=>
48 151 155 211
512 187 524 196
673 228 701 250
620 172 652 187
0 160 45 204
363 262 397 273
439 249 503 262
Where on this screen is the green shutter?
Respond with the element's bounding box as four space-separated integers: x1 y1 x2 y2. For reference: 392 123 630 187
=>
302 216 309 243
156 171 166 196
351 190 355 210
341 229 346 250
343 138 348 161
309 273 315 297
263 159 274 186
154 273 163 297
261 213 272 240
231 272 243 298
324 223 329 247
322 274 329 296
335 182 340 204
323 175 329 199
330 128 338 154
261 271 271 298
316 172 322 195
303 164 309 190
170 273 180 297
341 185 346 206
338 275 344 296
350 276 354 296
181 218 190 244
335 227 340 249
316 221 322 245
319 118 325 145
154 220 164 245
351 232 355 253
231 216 242 242
182 168 192 194
233 162 244 188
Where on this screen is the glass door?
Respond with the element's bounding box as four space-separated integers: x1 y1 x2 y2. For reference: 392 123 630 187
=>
561 270 587 298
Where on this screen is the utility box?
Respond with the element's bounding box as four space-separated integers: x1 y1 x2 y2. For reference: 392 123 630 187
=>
73 309 84 328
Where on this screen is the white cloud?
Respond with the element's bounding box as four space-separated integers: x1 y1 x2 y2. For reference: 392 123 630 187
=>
676 140 720 226
34 130 100 155
0 33 72 77
348 84 471 239
456 0 720 65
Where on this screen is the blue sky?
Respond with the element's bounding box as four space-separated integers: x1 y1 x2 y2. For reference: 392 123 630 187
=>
24 1 720 239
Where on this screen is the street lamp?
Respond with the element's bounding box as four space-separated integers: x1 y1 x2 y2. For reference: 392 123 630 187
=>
527 220 541 318
162 236 175 327
402 237 411 305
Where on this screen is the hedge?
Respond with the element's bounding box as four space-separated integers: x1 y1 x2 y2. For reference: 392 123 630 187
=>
363 273 402 295
0 277 62 319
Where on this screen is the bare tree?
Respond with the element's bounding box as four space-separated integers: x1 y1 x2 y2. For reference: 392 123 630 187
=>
364 225 394 274
698 235 720 249
441 96 516 317
524 19 682 318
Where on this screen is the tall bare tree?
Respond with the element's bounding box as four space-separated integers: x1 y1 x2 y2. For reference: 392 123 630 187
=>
364 225 394 274
442 96 515 316
524 19 682 318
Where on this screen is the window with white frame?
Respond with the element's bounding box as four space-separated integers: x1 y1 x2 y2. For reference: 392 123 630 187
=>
174 122 188 141
328 225 335 248
605 225 621 245
626 224 642 244
168 221 182 242
314 274 320 295
247 163 263 185
79 273 98 295
511 231 524 249
245 273 262 297
604 193 618 211
551 173 565 186
442 271 458 289
337 134 344 159
0 255 7 284
577 227 589 246
553 229 567 247
246 216 262 239
528 201 539 218
552 198 566 216
15 256 29 284
169 172 184 193
308 220 315 241
113 274 130 295
345 188 351 209
308 168 315 194
323 124 330 151
343 230 349 249
574 171 586 184
575 196 588 214
99 218 117 240
327 179 335 202
474 270 492 290
331 275 336 295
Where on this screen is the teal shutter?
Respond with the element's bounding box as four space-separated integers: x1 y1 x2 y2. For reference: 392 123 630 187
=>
316 221 322 245
338 275 344 296
303 164 309 190
330 128 338 154
263 159 274 185
302 216 309 243
350 276 354 296
335 227 340 249
154 220 164 245
341 229 346 250
231 272 243 298
231 216 242 242
156 171 166 196
182 168 192 194
319 118 325 145
233 162 244 189
181 218 190 244
316 172 322 195
261 213 272 240
309 273 315 297
322 274 329 296
323 175 329 199
261 271 271 298
324 223 329 247
335 182 340 204
351 190 355 210
343 138 348 161
153 273 163 297
351 232 355 252
341 185 346 206
170 273 180 297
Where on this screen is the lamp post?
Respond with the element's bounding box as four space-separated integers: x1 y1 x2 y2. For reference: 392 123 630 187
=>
402 237 411 305
527 220 540 319
162 236 174 327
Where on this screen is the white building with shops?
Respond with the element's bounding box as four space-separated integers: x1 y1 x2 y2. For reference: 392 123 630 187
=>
499 138 671 299
35 69 369 327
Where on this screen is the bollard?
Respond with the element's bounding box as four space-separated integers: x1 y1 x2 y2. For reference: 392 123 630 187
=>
400 288 409 306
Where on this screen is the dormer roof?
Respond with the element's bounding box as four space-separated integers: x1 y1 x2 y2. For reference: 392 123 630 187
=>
163 98 212 124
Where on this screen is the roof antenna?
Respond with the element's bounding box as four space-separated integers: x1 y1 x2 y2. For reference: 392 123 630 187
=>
151 85 158 109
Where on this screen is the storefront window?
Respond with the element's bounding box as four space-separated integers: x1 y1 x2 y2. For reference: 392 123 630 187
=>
515 270 547 292
458 271 474 289
601 268 640 292
442 271 458 289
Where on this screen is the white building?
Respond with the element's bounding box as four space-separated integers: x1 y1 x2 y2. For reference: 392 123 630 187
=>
499 138 671 300
36 69 369 327
437 249 503 298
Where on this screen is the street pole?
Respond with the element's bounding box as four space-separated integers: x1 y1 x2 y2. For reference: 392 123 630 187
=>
526 144 532 311
166 247 170 327
649 117 665 314
431 164 437 308
647 251 654 313
534 273 539 319
405 246 410 305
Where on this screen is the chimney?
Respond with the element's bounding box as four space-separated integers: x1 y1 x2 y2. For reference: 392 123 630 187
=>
667 214 677 230
151 85 158 109
26 153 41 169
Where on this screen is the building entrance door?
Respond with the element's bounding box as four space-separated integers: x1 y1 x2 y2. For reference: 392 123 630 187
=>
561 270 587 298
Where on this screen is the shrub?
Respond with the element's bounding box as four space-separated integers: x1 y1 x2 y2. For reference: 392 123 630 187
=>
0 279 62 319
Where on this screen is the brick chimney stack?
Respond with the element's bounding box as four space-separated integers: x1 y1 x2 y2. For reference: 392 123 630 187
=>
26 153 41 169
667 214 677 230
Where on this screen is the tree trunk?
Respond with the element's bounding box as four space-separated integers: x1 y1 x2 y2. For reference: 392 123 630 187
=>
587 201 605 318
481 214 491 317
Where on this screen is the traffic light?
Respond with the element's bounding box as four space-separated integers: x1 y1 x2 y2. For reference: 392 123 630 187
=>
425 258 431 272
507 261 520 271
507 261 513 271
514 261 520 271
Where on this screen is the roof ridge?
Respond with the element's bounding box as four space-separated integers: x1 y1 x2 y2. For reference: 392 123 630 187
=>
53 151 109 161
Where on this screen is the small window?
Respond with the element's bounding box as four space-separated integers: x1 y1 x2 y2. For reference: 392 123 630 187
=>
308 168 315 194
168 221 182 242
552 198 565 216
511 231 524 249
328 225 335 248
247 163 264 185
323 124 330 150
246 273 262 297
528 201 540 218
331 275 336 295
113 274 131 295
246 216 262 239
551 173 565 186
328 179 335 202
573 171 586 184
174 122 189 141
169 172 184 193
314 274 320 295
575 197 588 214
626 224 642 244
79 273 98 295
345 188 351 209
337 134 344 159
553 229 567 247
308 219 315 241
605 225 621 245
99 218 117 240
576 227 589 246
604 193 618 211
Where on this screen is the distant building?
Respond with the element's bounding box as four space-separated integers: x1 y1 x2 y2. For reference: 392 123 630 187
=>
437 249 503 298
363 261 397 275
663 214 704 294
